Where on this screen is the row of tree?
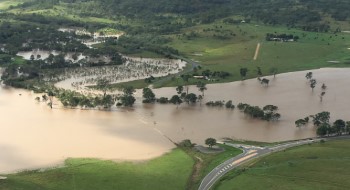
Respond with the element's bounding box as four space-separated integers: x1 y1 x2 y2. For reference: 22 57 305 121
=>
237 103 281 121
296 111 350 136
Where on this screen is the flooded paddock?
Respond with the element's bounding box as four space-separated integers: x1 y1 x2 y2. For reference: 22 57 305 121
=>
1 68 350 173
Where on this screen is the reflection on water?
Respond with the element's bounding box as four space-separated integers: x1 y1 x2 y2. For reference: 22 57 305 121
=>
1 68 350 173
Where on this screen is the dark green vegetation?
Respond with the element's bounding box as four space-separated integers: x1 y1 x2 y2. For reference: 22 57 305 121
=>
215 139 350 190
295 111 350 137
0 0 349 91
238 103 281 121
0 149 193 190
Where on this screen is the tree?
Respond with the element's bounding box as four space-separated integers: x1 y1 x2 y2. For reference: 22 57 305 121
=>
320 91 326 102
239 68 248 80
269 67 278 78
196 82 207 96
118 86 136 107
312 111 330 126
72 53 78 61
305 72 313 81
225 100 235 109
346 121 350 135
310 79 317 91
169 95 183 109
198 95 203 106
321 83 327 91
101 94 115 108
295 119 308 127
333 119 345 135
176 85 184 95
317 123 330 136
97 79 110 97
205 138 217 148
261 78 270 86
256 67 262 76
142 87 156 103
184 93 197 104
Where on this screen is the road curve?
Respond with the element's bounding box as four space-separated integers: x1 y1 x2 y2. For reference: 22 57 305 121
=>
198 138 323 190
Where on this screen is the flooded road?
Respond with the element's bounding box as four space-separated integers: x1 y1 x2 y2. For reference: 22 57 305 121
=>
1 68 350 173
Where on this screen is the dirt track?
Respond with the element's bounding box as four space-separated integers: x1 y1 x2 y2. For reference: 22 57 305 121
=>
253 43 261 60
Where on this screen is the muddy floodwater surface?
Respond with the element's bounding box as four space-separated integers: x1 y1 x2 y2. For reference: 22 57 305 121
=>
1 68 350 173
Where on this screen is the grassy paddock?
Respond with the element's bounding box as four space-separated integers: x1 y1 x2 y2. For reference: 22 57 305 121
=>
215 139 350 190
0 149 194 190
167 22 350 83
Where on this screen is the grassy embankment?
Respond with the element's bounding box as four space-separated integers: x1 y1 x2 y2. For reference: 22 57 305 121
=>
0 145 241 190
0 149 193 190
215 139 350 190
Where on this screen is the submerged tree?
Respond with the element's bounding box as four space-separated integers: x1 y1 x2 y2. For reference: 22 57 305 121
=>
117 86 136 107
311 111 330 127
320 91 326 102
310 79 317 91
142 87 156 103
169 95 183 109
205 138 217 148
196 81 207 96
305 72 313 81
261 78 270 86
184 93 197 104
176 85 184 95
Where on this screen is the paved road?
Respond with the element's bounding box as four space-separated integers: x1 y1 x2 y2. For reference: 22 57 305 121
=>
198 138 322 190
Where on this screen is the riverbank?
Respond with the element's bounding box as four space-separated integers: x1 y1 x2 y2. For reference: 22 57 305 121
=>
1 67 350 173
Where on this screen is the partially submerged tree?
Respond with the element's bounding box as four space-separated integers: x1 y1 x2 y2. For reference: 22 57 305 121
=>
311 111 330 127
310 79 317 91
196 81 207 96
169 95 183 109
184 93 197 104
117 86 136 107
176 85 184 95
142 87 156 103
260 78 270 86
305 72 313 81
205 138 217 148
320 91 326 102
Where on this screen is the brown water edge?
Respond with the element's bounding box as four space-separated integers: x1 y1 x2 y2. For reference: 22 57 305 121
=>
1 68 350 173
143 68 350 143
0 85 175 173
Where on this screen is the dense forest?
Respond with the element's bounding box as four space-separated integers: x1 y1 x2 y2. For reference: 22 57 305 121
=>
14 0 350 32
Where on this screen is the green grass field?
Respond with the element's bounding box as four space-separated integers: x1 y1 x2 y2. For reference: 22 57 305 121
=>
166 22 350 84
215 139 350 190
0 149 194 190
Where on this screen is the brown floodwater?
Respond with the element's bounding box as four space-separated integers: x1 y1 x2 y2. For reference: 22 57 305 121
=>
1 68 350 173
